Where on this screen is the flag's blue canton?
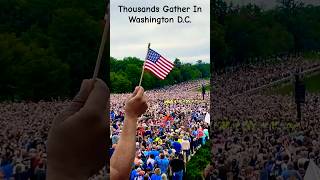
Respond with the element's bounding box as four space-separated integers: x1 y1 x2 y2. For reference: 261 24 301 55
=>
147 49 161 63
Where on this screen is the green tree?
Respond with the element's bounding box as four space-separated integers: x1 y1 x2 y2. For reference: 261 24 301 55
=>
125 64 141 89
0 33 69 101
141 73 156 90
174 58 182 68
212 21 229 69
110 72 132 93
110 57 209 93
0 33 28 101
0 0 107 101
49 8 101 95
14 45 70 100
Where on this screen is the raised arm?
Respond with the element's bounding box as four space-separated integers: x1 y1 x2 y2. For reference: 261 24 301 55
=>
110 87 148 180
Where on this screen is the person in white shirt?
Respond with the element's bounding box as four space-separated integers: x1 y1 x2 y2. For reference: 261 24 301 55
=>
147 154 156 168
181 136 190 161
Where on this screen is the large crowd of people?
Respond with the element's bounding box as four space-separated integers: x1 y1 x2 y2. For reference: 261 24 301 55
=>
110 80 210 180
0 101 110 180
2 55 320 180
212 58 320 97
0 101 65 179
207 57 320 180
0 79 210 179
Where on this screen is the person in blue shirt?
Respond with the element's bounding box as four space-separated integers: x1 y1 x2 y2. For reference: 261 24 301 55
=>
191 112 196 120
151 168 162 180
259 162 269 180
0 160 13 180
148 137 153 145
145 129 152 137
130 167 140 180
144 150 150 157
192 128 198 137
110 110 115 121
156 153 169 174
281 163 302 180
151 150 160 158
172 137 182 155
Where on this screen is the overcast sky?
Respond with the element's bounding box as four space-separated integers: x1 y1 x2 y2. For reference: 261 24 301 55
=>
110 0 210 64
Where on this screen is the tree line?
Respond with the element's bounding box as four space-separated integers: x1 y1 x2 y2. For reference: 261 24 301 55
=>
0 0 107 101
0 0 209 100
212 0 320 71
110 57 210 93
10 0 317 100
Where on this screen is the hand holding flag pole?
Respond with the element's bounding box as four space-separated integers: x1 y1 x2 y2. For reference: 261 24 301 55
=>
93 3 110 80
138 43 151 86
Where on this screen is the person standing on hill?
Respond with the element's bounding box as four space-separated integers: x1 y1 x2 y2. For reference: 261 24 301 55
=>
201 84 206 100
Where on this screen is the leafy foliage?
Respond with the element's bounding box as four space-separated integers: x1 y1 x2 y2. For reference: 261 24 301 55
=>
212 0 320 70
186 142 212 180
0 0 106 101
110 57 210 93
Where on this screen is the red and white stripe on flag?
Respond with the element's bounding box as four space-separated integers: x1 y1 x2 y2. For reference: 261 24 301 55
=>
144 49 174 80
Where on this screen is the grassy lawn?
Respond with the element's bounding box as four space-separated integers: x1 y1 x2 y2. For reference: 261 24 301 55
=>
186 142 212 180
303 52 320 60
268 73 320 95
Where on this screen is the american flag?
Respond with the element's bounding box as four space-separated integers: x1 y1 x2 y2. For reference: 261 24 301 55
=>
144 49 174 80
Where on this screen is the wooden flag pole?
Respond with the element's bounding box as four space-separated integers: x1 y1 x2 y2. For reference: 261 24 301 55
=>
138 43 151 86
93 3 110 80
